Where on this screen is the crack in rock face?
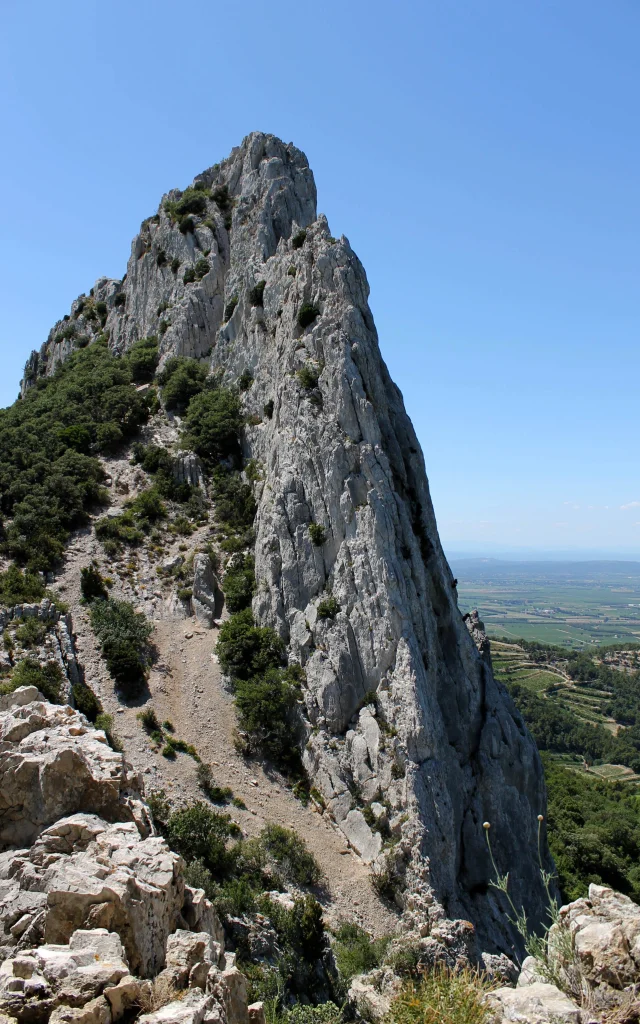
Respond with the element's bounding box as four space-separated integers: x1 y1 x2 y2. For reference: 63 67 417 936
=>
23 131 551 953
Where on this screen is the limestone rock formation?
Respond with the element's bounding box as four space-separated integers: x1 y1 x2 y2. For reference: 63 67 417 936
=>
22 131 550 951
0 701 148 851
0 688 254 1024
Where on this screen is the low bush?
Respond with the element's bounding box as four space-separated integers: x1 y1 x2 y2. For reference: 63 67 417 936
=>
388 965 494 1024
224 296 238 321
317 596 339 620
89 598 153 697
0 565 46 606
297 365 320 390
114 292 126 307
197 762 233 804
80 563 108 602
292 230 307 249
216 608 285 681
14 617 47 648
194 258 210 279
72 680 102 722
183 267 196 284
297 305 320 330
182 389 242 465
235 665 304 772
171 257 181 273
126 336 159 383
175 187 208 218
258 824 321 886
95 712 122 751
178 215 195 234
238 370 253 392
164 802 240 876
264 400 274 419
95 487 166 551
332 922 389 983
223 553 255 613
137 706 161 733
249 280 266 306
211 468 257 540
0 658 64 703
156 250 167 267
309 523 326 546
158 357 208 410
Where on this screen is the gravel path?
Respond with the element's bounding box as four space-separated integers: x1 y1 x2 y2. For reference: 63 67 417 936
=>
51 444 400 939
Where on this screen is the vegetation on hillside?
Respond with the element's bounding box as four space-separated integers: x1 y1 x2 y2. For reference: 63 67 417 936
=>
498 637 640 904
0 337 156 570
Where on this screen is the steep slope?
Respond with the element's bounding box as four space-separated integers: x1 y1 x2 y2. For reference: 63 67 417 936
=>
22 132 549 951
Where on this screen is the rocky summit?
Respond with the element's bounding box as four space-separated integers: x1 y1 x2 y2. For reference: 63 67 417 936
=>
6 132 637 1023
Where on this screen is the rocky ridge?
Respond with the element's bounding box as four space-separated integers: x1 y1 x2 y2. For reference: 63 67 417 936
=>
23 132 549 952
0 684 259 1024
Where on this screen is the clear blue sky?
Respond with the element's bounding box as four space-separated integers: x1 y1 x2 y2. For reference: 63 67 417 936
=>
1 0 638 555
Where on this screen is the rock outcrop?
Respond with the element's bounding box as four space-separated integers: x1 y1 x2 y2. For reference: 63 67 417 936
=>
0 686 255 1024
22 131 550 951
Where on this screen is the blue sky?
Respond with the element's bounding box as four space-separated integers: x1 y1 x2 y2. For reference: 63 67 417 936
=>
1 0 638 555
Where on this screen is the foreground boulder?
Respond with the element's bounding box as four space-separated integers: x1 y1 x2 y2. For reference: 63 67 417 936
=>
0 701 148 850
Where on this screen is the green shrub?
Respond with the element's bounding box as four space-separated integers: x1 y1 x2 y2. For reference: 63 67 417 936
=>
95 712 122 751
260 893 326 965
0 658 64 703
238 370 253 392
14 617 47 648
164 802 240 875
249 281 266 306
309 523 326 546
137 706 160 733
72 681 102 722
264 400 274 419
156 250 167 267
235 666 303 771
89 598 153 697
197 763 233 803
224 296 238 321
95 488 166 551
95 300 108 319
125 336 159 383
212 468 256 538
194 258 210 279
0 566 46 606
80 563 108 603
292 230 307 249
178 215 195 234
388 966 494 1024
183 267 196 284
317 596 339 620
216 608 285 681
297 365 320 390
158 357 208 410
182 389 242 465
114 292 126 307
223 554 256 614
171 257 181 273
284 1006 342 1024
258 824 321 886
333 922 389 983
212 185 231 214
175 188 208 218
2 342 148 570
297 305 320 330
287 266 297 277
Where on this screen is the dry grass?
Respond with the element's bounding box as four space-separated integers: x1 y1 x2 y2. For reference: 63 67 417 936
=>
387 964 494 1024
137 974 185 1013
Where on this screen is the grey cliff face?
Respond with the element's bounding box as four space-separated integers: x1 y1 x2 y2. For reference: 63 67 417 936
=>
23 132 549 951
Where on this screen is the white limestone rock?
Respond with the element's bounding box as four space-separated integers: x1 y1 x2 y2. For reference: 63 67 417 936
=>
0 701 148 851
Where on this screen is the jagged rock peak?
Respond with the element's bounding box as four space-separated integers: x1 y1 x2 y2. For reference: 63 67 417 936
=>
21 132 550 953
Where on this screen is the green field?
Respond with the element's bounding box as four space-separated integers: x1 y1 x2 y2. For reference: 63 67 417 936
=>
451 558 640 648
